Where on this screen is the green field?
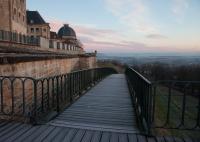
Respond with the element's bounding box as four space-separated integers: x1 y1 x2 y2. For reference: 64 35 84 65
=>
152 85 200 138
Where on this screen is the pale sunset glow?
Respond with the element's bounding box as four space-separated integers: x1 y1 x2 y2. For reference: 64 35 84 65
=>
27 0 200 54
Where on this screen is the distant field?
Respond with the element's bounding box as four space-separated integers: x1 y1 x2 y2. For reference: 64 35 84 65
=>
97 60 125 73
153 85 200 138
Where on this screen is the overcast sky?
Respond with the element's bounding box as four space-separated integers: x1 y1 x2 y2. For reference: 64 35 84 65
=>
27 0 200 54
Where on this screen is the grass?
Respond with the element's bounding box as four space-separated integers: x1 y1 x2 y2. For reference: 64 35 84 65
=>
152 85 200 139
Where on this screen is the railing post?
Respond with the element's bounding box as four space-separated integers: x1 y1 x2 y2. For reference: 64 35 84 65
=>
56 77 60 112
0 67 116 124
31 80 38 124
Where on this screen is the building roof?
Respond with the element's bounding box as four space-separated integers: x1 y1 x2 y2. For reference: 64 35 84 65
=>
58 24 76 39
26 11 47 25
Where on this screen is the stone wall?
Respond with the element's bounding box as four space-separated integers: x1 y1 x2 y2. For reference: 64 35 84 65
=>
0 56 97 78
0 0 27 34
0 0 10 31
0 55 96 121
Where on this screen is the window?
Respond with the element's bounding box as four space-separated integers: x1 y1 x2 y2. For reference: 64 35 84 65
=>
14 8 17 15
30 20 34 24
57 42 60 49
43 29 46 32
62 43 65 50
31 28 34 33
19 12 21 18
36 28 39 33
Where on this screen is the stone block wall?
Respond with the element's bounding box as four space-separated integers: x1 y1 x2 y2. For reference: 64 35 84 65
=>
0 56 96 78
0 0 10 32
0 55 96 121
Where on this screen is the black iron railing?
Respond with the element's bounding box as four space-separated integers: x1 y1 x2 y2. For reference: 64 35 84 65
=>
152 81 200 130
125 67 152 134
0 30 40 46
125 67 200 134
0 68 117 123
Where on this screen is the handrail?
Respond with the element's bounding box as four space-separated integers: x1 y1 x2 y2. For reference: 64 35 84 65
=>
0 30 39 46
125 67 152 134
0 67 117 124
151 80 200 130
125 67 200 135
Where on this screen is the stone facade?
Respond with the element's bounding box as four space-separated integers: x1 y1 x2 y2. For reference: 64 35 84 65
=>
27 24 50 39
0 0 27 34
0 56 97 78
0 56 96 121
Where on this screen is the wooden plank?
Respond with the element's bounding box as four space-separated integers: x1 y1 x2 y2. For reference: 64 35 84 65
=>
100 132 111 142
90 131 102 142
32 126 56 142
0 122 15 133
71 129 86 142
119 133 128 142
4 124 33 142
42 127 63 142
173 137 184 142
50 74 139 133
0 123 21 137
23 125 49 142
147 136 157 142
0 124 26 141
128 134 137 142
62 129 78 142
182 137 194 142
110 133 119 142
137 135 147 142
14 126 41 142
164 136 175 142
80 130 94 142
51 127 70 142
156 136 166 142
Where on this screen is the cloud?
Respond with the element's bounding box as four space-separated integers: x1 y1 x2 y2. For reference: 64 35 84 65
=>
48 19 198 54
49 19 66 32
146 34 168 39
104 0 159 34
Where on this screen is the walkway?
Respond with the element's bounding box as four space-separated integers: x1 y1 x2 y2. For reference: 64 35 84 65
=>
49 74 138 133
0 74 197 142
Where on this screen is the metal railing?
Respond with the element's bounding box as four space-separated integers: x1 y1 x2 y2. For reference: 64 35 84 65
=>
0 68 117 124
125 67 200 134
152 81 200 130
125 67 153 134
0 30 39 46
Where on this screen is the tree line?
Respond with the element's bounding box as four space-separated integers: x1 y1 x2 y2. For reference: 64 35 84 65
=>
132 62 200 81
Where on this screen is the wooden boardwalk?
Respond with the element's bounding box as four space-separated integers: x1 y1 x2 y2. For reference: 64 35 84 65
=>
0 74 198 142
49 74 138 133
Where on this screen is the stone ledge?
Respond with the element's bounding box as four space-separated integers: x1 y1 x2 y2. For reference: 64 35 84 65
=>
0 45 96 64
0 54 96 64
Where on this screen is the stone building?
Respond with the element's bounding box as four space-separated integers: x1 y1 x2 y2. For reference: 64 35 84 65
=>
0 0 85 54
27 11 50 39
0 0 27 34
49 24 84 53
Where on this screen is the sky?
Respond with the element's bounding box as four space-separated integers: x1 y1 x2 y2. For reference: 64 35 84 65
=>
27 0 200 55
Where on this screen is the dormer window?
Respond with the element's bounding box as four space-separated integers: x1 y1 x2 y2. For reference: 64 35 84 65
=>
31 28 34 33
30 20 34 24
36 28 39 33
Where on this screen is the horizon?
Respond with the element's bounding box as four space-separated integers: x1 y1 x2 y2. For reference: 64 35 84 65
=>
27 0 200 54
96 52 200 57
